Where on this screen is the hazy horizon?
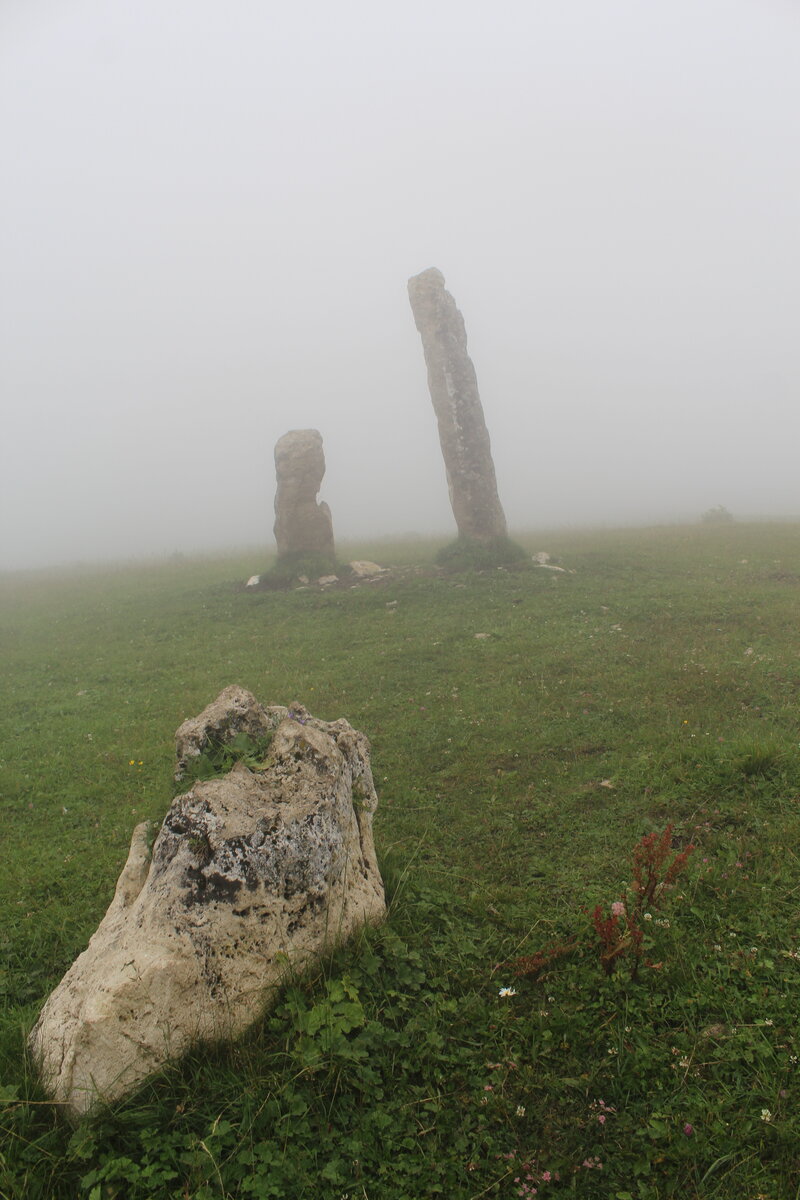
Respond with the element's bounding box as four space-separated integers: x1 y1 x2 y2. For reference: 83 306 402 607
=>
2 0 799 570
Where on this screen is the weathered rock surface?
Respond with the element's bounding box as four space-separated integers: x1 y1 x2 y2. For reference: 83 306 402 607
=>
29 691 385 1120
407 267 507 542
273 429 335 562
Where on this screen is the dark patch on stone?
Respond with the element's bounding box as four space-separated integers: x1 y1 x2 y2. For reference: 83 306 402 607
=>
184 867 244 905
165 812 191 835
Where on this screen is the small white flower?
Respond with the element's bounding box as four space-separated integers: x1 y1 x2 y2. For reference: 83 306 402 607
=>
643 913 653 921
713 944 722 952
763 1019 774 1026
515 1105 526 1117
761 1108 772 1122
498 987 517 998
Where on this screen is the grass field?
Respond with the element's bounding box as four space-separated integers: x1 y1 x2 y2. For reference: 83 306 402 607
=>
2 522 800 1199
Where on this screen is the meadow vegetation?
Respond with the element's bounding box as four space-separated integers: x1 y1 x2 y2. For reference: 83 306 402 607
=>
2 522 800 1198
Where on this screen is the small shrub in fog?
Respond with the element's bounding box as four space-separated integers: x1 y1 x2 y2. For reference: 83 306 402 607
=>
700 505 734 524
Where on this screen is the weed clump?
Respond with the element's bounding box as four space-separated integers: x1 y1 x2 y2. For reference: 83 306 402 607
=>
435 535 528 573
508 824 694 982
256 552 340 589
179 731 274 785
734 740 784 779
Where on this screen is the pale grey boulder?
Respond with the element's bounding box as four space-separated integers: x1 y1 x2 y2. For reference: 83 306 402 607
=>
348 560 387 578
29 695 386 1120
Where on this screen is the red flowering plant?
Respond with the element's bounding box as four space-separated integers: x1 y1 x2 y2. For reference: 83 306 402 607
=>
591 824 694 979
590 900 644 978
508 825 694 983
631 824 694 910
503 936 581 980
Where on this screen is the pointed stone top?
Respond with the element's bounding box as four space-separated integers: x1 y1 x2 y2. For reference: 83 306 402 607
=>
409 266 445 286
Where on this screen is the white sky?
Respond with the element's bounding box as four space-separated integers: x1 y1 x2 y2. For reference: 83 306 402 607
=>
2 0 799 568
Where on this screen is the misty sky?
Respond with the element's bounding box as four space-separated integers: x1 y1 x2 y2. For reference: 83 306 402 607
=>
2 0 799 569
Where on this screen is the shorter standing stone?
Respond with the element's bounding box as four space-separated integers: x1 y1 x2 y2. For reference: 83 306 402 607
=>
273 429 335 563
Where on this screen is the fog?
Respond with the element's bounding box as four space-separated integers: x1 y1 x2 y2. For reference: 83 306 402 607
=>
2 0 799 570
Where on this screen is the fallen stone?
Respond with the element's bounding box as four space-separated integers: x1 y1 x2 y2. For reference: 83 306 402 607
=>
533 551 567 573
29 693 385 1120
245 575 261 588
317 574 339 586
348 560 386 578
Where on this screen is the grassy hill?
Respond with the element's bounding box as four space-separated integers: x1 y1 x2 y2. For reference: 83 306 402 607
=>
2 523 800 1198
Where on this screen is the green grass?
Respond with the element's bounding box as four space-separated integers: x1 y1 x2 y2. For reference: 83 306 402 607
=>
2 523 800 1197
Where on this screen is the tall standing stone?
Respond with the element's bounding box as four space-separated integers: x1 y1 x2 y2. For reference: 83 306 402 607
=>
407 268 507 542
273 429 335 562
